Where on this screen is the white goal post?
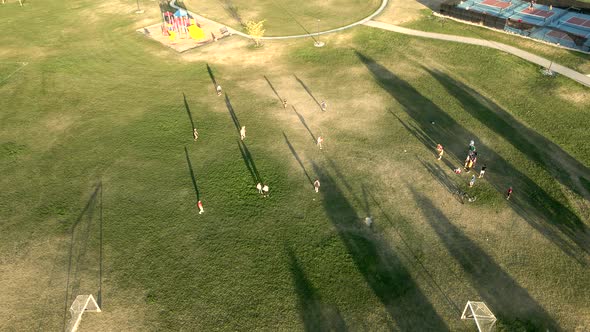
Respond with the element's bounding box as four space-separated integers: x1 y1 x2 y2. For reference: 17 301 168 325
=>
66 294 101 332
461 301 497 332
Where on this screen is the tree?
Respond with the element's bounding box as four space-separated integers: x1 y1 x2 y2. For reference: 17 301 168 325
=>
244 20 265 47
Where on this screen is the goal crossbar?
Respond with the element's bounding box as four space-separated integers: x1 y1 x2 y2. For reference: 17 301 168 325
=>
66 294 101 332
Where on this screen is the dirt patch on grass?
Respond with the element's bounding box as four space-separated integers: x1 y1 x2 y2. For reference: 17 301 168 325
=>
376 0 442 25
181 37 290 66
43 113 79 133
0 234 68 330
556 87 590 106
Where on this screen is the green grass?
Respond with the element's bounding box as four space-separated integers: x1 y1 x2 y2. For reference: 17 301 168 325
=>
1 0 590 331
183 0 381 36
401 9 590 73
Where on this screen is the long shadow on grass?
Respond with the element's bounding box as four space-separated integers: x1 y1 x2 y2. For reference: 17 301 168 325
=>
418 158 464 204
364 188 464 317
283 132 313 186
62 182 103 331
225 93 241 133
391 110 456 170
286 247 347 331
183 93 196 131
326 161 462 317
264 75 283 102
410 188 559 330
184 146 200 200
294 75 322 110
221 0 243 25
293 106 316 143
206 63 217 89
427 68 590 201
238 140 261 183
268 1 317 43
311 162 449 331
356 51 589 263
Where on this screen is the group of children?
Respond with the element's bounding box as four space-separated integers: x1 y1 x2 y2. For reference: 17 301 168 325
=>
439 140 513 200
193 81 330 214
256 183 270 197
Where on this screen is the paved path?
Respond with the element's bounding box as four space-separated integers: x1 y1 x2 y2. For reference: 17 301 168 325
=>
363 21 590 88
170 0 389 40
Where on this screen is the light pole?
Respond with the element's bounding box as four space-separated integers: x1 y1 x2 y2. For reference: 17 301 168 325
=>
314 18 324 47
135 0 144 14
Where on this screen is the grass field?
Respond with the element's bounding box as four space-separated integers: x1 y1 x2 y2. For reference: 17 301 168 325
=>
182 0 382 36
1 0 590 331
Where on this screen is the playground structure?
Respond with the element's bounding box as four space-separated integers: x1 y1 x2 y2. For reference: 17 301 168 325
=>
139 2 231 52
441 0 590 51
161 8 207 43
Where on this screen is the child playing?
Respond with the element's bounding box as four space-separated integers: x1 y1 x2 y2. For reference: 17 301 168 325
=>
317 136 324 150
240 126 246 141
436 144 444 160
479 165 487 178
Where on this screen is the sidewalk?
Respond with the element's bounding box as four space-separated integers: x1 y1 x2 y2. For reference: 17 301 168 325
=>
363 20 590 88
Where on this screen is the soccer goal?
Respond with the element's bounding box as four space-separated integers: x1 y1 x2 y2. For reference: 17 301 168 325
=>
461 301 497 332
66 294 101 332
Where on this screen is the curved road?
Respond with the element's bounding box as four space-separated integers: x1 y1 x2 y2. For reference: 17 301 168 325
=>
170 0 590 87
171 0 389 40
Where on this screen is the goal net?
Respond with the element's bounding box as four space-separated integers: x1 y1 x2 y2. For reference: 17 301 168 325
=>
66 294 101 332
461 301 497 332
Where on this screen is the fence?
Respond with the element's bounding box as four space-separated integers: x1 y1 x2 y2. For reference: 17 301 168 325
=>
440 3 509 28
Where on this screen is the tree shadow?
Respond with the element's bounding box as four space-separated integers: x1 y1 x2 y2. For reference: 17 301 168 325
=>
206 63 217 89
356 50 589 263
426 67 590 201
410 188 560 331
294 75 322 110
62 182 103 331
292 106 316 143
263 75 283 102
283 132 313 186
363 188 464 317
238 139 261 183
311 162 449 331
225 93 241 133
286 246 348 332
417 158 464 204
184 146 200 201
183 92 195 131
390 110 457 170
